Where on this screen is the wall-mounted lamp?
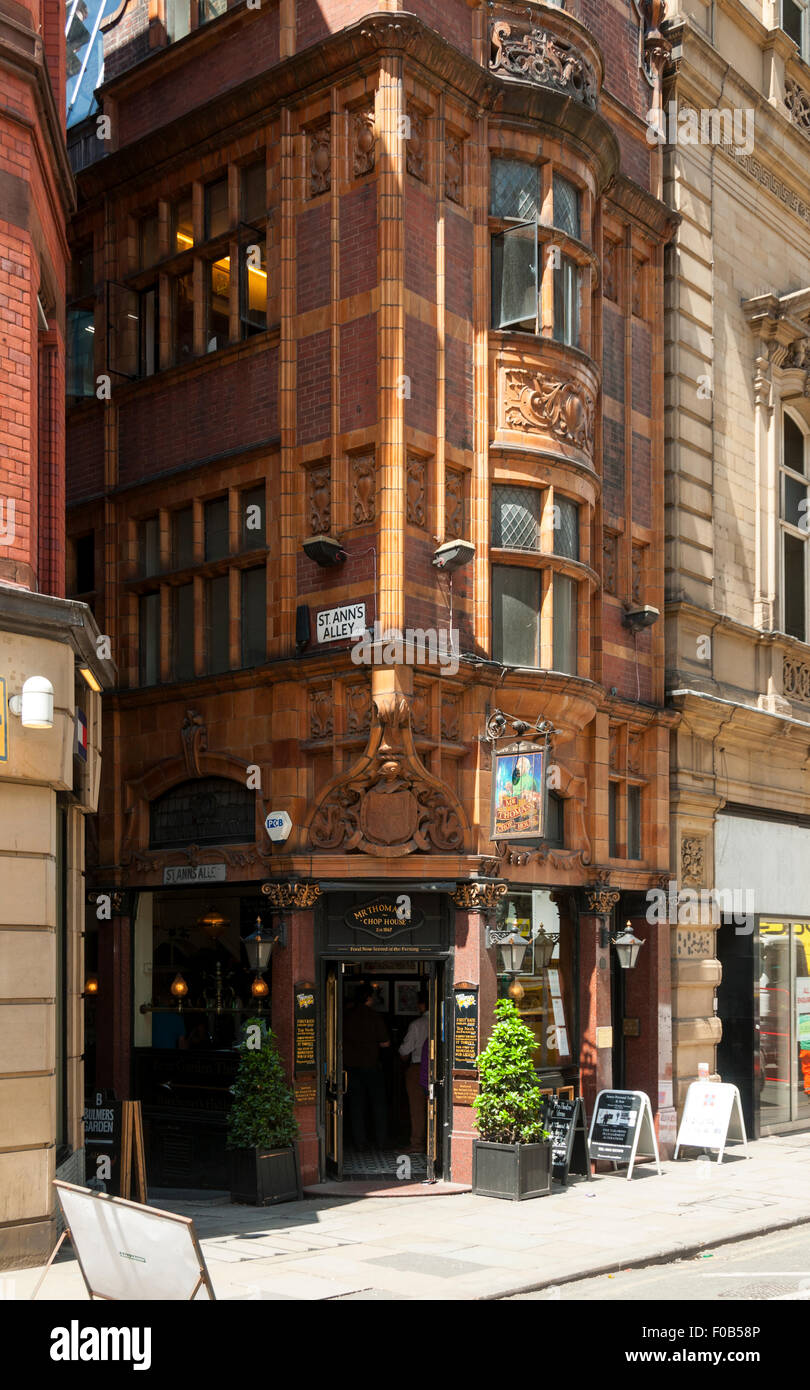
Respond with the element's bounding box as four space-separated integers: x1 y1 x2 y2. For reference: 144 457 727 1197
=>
170 973 189 1010
302 536 346 567
78 666 102 694
611 921 645 971
432 538 475 572
8 676 54 729
621 605 660 633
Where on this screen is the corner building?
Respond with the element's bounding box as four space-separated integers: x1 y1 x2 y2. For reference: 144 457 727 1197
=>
68 0 677 1188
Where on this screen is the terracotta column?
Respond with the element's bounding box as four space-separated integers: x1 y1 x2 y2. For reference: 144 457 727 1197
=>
271 903 318 1186
578 906 613 1119
447 898 497 1185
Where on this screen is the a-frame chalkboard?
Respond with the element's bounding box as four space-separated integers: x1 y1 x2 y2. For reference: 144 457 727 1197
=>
546 1096 592 1185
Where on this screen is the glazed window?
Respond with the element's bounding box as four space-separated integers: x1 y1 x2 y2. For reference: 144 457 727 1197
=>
492 565 541 666
608 781 619 857
553 497 580 561
240 485 265 550
173 272 194 363
204 177 230 241
241 566 267 667
780 410 809 641
73 245 95 300
139 285 159 377
199 0 227 21
553 174 580 240
206 574 230 674
204 496 230 562
494 891 575 1071
172 193 194 252
206 256 231 350
241 160 266 223
490 159 541 219
172 584 195 680
71 533 95 597
239 240 267 338
551 573 577 674
139 593 161 686
172 506 195 569
627 785 642 861
66 308 95 398
553 255 580 347
138 212 160 270
492 485 542 550
782 0 808 55
166 0 191 40
138 516 160 577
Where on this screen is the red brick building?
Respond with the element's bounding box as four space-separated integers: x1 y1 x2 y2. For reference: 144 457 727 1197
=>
67 0 678 1192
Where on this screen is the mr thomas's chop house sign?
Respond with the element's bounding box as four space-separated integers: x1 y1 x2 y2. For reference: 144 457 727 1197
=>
344 897 425 939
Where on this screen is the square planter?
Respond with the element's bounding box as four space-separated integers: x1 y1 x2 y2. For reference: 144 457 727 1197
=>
473 1139 552 1201
228 1145 302 1206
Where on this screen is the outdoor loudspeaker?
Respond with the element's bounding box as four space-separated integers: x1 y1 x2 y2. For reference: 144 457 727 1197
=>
432 539 475 572
295 605 311 651
302 536 346 567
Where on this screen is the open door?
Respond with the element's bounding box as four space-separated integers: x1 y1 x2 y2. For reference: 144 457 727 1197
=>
425 962 442 1183
325 964 344 1178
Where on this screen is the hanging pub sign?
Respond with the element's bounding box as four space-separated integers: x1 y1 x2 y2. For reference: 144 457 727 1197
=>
588 1089 662 1180
490 742 546 841
546 1096 593 1185
344 897 425 940
452 983 479 1070
293 981 317 1074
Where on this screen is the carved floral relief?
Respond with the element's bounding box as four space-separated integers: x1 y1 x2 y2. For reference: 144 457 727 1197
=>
503 369 595 454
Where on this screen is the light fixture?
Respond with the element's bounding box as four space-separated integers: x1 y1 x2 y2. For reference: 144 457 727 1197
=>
251 975 270 999
490 901 530 977
242 917 276 973
78 666 102 693
84 974 99 995
8 676 54 729
533 928 558 970
432 538 475 572
302 536 346 567
197 907 229 939
170 973 189 1009
612 921 645 970
622 605 660 632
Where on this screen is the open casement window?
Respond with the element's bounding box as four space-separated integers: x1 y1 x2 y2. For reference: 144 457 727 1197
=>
238 223 267 338
107 281 158 380
491 222 539 332
780 410 810 642
783 0 809 57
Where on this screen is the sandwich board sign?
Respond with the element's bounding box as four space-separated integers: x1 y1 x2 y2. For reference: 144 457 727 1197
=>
588 1089 661 1180
546 1096 592 1185
38 1182 216 1301
674 1081 748 1164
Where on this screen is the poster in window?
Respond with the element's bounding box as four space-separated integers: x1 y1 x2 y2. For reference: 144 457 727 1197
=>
491 746 545 840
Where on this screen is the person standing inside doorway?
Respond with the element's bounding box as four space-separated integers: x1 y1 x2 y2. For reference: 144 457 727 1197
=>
399 992 429 1152
343 983 390 1150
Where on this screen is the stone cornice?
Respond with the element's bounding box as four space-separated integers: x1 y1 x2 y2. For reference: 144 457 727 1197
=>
80 11 619 201
606 172 679 241
0 583 116 686
0 8 75 214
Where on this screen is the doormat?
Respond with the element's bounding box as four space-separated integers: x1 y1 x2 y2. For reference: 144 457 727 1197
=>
343 1147 427 1179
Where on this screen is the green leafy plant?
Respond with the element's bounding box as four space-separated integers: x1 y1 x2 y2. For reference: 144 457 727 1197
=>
226 1019 299 1151
473 999 550 1145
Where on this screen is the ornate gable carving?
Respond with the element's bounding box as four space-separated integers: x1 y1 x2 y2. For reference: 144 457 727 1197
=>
306 691 467 856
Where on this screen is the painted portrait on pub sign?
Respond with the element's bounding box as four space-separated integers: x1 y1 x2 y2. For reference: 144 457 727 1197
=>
491 747 545 840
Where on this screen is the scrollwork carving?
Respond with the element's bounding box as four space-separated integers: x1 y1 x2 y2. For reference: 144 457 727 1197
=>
490 19 598 109
351 104 375 177
309 125 331 197
351 452 375 524
681 835 705 888
503 369 595 454
309 464 331 535
406 454 427 526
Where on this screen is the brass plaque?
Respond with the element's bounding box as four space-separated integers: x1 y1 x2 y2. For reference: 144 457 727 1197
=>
622 1017 641 1038
453 1078 479 1107
294 1079 317 1105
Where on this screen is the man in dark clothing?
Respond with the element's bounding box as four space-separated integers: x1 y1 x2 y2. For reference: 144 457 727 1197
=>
343 984 390 1149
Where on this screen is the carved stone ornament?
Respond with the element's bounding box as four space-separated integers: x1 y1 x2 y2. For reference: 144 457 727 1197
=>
351 105 376 177
784 655 810 702
441 694 460 742
346 682 372 734
603 239 620 303
445 467 465 540
310 125 331 197
181 709 207 777
490 19 598 110
126 844 272 874
411 688 429 737
306 691 468 856
445 135 463 204
352 452 375 524
309 687 333 740
406 454 427 526
680 835 705 888
584 886 621 915
631 545 644 604
406 104 426 181
785 77 810 136
262 881 322 909
603 532 618 595
628 731 643 776
451 881 507 912
309 464 331 535
503 369 595 454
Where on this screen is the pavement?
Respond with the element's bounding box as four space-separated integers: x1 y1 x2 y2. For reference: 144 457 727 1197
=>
8 1130 810 1301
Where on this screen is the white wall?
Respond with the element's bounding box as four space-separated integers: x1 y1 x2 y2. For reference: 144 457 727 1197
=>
715 815 810 917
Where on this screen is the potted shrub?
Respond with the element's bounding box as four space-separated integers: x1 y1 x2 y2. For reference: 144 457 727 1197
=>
472 998 551 1200
227 1019 302 1205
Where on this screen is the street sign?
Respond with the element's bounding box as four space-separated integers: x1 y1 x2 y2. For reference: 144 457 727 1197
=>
588 1089 661 1180
265 811 292 842
674 1081 748 1163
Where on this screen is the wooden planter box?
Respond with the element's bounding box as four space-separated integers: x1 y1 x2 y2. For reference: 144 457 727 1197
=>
473 1139 552 1201
228 1146 302 1206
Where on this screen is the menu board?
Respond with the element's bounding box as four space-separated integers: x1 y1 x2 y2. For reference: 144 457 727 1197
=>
546 1096 592 1185
83 1091 123 1194
293 981 316 1075
453 984 479 1070
589 1091 643 1163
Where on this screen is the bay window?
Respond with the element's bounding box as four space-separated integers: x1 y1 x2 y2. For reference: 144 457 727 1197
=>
491 486 583 674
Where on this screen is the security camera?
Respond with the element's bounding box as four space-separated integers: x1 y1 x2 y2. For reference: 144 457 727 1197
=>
301 536 346 567
622 605 660 632
432 539 475 572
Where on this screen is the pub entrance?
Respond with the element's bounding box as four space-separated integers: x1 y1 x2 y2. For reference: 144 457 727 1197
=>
323 958 445 1182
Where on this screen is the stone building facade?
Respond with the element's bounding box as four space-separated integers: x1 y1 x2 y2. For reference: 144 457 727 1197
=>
66 0 678 1190
664 0 810 1133
0 0 112 1269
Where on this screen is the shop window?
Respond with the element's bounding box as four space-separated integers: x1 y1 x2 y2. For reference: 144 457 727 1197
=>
67 307 95 398
553 496 580 561
241 160 266 223
494 890 575 1071
551 572 577 674
172 193 194 252
139 516 160 577
173 272 195 363
205 574 230 674
204 176 230 240
150 777 255 848
241 566 266 667
492 565 540 667
780 411 809 641
172 506 195 570
627 784 642 860
139 592 161 686
204 496 230 561
240 485 265 550
172 583 195 680
239 241 267 338
138 212 160 270
758 919 810 1128
492 485 542 551
206 256 230 350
